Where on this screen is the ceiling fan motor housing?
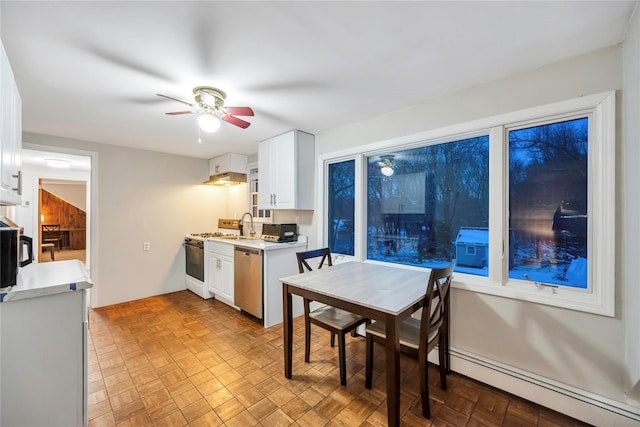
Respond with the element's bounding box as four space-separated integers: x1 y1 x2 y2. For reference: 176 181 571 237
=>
194 86 226 114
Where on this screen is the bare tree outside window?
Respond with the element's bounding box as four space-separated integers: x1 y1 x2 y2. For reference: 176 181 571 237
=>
508 117 588 289
328 160 355 255
366 136 489 274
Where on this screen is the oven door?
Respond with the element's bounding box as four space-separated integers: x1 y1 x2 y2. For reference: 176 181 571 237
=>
185 240 204 282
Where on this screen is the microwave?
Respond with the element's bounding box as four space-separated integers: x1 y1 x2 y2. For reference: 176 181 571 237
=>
1 227 34 288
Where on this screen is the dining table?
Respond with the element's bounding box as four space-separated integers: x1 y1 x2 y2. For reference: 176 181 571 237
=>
281 261 442 427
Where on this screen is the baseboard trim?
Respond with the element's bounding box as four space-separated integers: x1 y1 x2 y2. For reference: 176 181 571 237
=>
435 348 640 426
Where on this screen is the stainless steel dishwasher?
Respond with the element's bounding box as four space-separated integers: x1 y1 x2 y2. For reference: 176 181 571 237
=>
234 246 263 319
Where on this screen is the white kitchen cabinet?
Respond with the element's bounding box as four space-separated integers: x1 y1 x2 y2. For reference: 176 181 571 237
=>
0 39 22 206
206 241 235 306
262 243 306 328
209 152 248 176
0 260 92 427
258 130 314 210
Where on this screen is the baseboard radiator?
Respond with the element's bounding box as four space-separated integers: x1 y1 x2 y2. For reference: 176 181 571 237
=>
432 348 640 426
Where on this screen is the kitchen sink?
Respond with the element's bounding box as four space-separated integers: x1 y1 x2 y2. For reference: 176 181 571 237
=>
216 235 261 240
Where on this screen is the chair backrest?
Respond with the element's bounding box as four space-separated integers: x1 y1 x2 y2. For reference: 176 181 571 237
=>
296 248 333 273
419 264 454 346
42 224 60 233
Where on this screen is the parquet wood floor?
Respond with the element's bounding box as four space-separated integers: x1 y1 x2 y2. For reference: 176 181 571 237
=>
87 290 590 426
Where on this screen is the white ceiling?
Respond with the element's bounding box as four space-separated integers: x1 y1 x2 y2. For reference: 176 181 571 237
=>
21 149 91 172
0 1 636 160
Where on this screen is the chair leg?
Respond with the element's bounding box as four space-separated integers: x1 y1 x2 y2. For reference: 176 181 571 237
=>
419 347 431 418
365 334 373 389
439 338 447 390
304 317 311 363
338 332 347 386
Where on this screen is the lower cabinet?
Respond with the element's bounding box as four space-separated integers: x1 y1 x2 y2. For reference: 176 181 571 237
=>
207 241 234 306
263 244 306 328
0 290 88 426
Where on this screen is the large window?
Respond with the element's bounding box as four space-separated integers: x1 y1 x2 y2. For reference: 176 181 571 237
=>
320 91 615 316
366 136 489 275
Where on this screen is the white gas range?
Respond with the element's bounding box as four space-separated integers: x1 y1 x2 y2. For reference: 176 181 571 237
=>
184 219 242 298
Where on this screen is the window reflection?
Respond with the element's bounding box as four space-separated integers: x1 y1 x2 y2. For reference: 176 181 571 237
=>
508 117 588 289
366 136 490 275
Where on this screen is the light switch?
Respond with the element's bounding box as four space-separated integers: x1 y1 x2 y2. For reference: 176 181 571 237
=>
143 242 150 251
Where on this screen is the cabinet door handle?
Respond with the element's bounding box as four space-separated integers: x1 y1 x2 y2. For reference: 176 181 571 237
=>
12 170 22 195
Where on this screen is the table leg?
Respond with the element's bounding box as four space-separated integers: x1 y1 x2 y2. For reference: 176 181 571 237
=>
385 315 401 427
283 284 293 379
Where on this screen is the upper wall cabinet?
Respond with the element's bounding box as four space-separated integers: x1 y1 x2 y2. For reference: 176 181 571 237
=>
208 153 248 176
258 130 314 210
0 40 22 206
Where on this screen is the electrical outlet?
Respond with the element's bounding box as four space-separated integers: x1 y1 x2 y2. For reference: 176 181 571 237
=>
143 242 150 251
295 215 300 224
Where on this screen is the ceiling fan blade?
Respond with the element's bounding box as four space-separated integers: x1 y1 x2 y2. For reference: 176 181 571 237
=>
156 93 197 108
166 111 196 115
223 106 254 117
222 115 251 129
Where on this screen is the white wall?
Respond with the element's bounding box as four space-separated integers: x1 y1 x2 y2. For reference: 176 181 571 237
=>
623 4 640 397
314 44 637 413
41 181 86 211
22 133 231 308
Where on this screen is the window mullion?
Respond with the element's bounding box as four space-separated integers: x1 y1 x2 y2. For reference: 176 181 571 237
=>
354 154 365 261
489 126 505 285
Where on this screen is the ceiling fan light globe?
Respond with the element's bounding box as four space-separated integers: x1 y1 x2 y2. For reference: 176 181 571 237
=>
381 166 394 177
198 114 221 133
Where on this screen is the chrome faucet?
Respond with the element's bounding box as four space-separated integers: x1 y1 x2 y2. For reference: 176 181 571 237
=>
240 212 256 237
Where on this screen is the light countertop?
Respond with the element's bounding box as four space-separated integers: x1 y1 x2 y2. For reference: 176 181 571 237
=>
205 236 307 251
0 259 93 303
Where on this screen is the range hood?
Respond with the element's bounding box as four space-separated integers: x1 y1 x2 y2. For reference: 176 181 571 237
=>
203 171 247 186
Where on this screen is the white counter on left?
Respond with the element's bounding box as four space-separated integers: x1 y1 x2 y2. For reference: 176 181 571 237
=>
0 258 91 426
0 259 92 303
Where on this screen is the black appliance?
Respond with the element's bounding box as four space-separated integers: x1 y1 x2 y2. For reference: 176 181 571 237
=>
261 223 297 242
184 237 205 282
1 227 33 288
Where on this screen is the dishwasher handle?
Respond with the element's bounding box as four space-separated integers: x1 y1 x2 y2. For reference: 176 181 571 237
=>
235 246 262 256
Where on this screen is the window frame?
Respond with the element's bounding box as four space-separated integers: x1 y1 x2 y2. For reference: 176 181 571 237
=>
318 91 615 316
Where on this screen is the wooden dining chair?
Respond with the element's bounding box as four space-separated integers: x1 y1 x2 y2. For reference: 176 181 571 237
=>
296 248 369 386
42 224 63 251
364 263 453 418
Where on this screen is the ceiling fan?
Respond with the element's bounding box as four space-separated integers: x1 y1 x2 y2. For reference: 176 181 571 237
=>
376 155 395 177
157 86 254 132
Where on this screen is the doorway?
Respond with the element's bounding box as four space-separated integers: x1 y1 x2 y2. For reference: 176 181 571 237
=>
38 178 87 264
14 147 94 305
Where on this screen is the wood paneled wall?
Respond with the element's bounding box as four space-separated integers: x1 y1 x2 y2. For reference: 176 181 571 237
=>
40 189 86 250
